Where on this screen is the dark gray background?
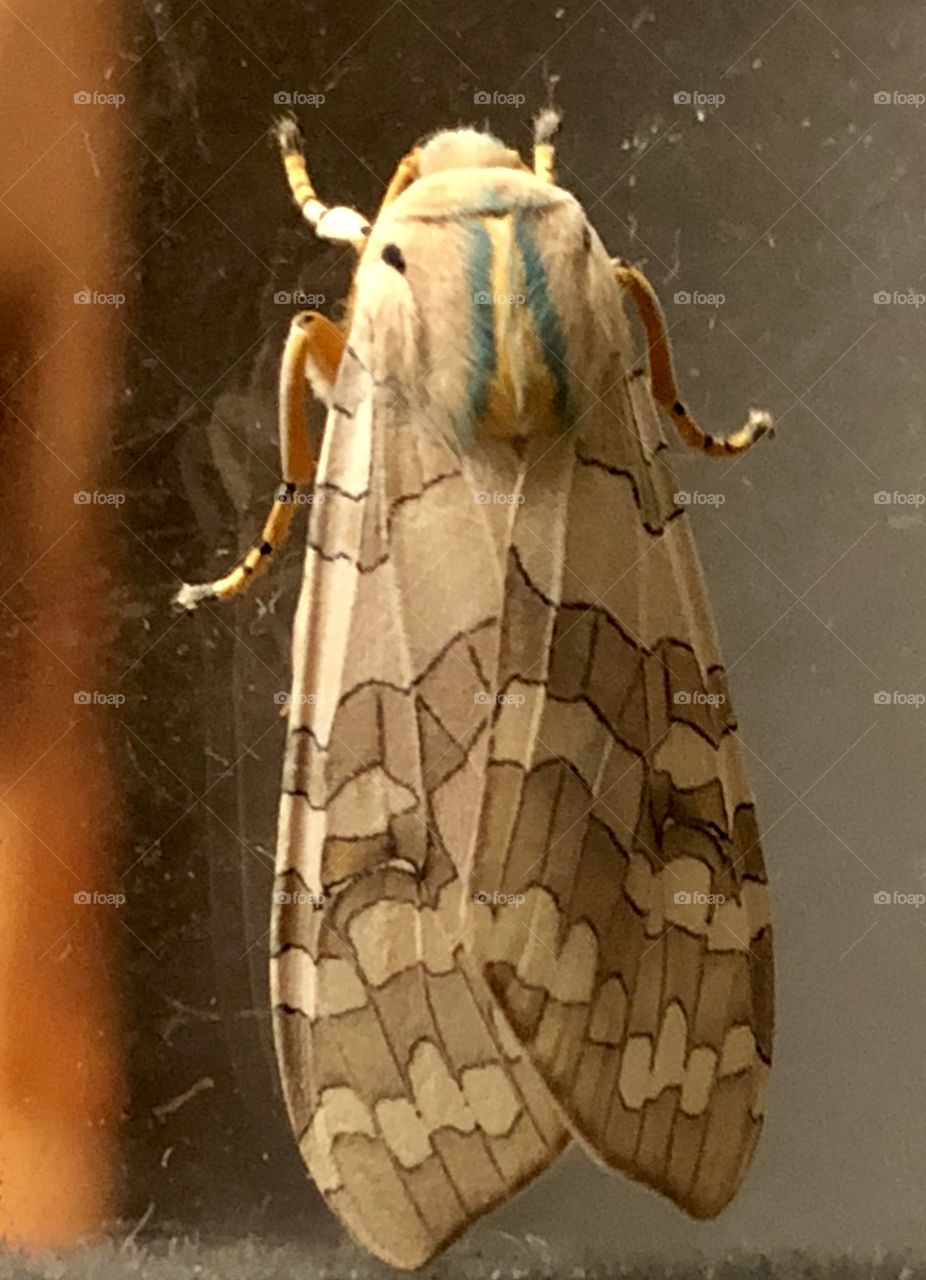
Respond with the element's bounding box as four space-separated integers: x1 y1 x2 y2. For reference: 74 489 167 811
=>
109 0 926 1262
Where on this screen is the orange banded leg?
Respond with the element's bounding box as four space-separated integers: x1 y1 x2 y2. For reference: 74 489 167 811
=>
274 117 371 248
615 259 772 456
533 108 562 184
174 311 345 611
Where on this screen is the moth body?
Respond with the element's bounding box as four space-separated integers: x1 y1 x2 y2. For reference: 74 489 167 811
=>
177 120 774 1271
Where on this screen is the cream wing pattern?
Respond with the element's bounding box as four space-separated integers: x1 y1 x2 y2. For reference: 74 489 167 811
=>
466 209 772 1219
270 242 570 1268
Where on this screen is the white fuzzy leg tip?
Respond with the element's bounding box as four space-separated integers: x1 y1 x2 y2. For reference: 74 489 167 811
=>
748 408 774 437
173 581 215 613
533 107 562 144
315 206 371 244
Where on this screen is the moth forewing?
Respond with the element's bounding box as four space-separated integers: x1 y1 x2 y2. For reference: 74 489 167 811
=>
465 196 773 1219
269 166 575 1270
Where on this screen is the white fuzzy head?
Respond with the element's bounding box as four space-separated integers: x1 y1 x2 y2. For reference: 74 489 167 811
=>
418 128 518 176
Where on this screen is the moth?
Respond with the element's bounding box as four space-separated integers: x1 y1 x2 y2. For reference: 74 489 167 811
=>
177 111 774 1270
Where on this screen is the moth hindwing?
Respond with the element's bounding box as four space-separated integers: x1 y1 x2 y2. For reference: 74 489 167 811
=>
177 116 773 1270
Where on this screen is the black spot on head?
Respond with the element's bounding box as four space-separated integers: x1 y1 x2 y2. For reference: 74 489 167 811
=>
259 541 274 556
673 401 685 416
381 243 406 273
582 225 592 252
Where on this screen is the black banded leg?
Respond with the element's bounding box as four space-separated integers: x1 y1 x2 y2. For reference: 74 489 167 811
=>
614 259 772 456
274 116 371 248
174 310 345 611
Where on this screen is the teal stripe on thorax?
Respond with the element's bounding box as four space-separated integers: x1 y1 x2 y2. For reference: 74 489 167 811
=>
513 213 571 424
462 219 496 443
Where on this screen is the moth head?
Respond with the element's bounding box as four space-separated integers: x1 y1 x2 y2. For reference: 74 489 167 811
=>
416 128 527 177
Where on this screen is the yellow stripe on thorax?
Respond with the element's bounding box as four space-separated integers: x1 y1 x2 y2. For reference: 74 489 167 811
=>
479 215 559 438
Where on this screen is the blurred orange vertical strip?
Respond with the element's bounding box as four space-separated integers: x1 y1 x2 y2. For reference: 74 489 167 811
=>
0 0 125 1248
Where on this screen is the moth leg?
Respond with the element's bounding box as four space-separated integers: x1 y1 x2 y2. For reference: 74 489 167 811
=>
615 259 772 456
533 108 562 183
274 116 371 249
377 147 421 212
174 311 344 612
